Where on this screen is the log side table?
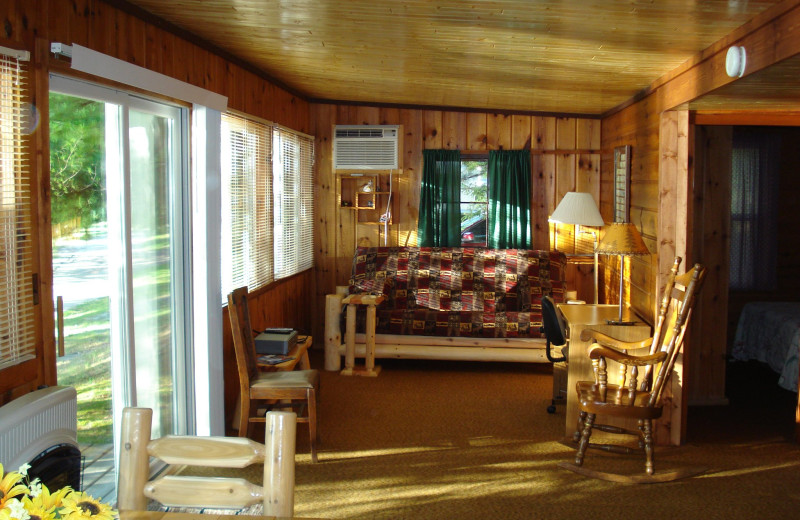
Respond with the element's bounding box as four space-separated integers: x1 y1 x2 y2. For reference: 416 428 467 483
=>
341 294 385 377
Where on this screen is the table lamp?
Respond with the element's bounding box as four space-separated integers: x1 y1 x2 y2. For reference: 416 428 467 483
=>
549 192 605 304
596 222 650 325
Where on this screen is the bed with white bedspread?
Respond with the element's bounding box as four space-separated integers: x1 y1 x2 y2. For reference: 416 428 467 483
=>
731 301 800 392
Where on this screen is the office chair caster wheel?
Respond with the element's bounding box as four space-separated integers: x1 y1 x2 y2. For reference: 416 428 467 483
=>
547 401 556 414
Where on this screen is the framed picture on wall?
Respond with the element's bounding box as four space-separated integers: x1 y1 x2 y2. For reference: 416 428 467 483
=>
613 145 631 223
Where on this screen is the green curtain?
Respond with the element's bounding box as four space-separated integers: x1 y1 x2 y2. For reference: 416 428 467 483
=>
418 149 462 247
488 149 531 249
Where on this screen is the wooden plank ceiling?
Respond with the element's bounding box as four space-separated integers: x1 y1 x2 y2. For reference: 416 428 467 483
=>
118 0 783 115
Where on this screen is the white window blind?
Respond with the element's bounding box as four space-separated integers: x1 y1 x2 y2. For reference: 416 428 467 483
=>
220 113 273 299
0 51 34 370
273 128 314 280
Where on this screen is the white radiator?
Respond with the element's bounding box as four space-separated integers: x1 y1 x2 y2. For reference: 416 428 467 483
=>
0 386 78 471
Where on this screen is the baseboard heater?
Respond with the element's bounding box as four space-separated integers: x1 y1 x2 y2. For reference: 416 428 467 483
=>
0 386 81 490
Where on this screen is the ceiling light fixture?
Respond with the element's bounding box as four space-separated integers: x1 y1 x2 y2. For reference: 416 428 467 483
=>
725 45 746 78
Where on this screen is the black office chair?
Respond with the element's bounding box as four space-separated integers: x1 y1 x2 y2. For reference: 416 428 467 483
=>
541 295 568 414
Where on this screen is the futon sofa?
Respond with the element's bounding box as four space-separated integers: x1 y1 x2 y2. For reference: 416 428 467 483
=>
324 246 567 370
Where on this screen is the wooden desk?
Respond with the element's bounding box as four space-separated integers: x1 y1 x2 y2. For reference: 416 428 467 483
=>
558 304 651 439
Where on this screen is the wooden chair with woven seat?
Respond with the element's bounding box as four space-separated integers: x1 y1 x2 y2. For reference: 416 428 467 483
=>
227 286 320 463
559 257 706 483
117 407 296 517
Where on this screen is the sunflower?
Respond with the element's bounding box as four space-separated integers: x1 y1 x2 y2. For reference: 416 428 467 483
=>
18 496 56 520
29 485 71 512
0 465 29 509
58 493 115 520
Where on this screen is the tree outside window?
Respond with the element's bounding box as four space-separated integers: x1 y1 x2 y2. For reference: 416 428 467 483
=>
460 158 488 246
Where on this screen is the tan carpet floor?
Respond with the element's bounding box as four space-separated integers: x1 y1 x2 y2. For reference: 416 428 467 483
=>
231 353 800 519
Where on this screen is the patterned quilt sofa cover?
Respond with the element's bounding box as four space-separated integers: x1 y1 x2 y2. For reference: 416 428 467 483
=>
348 246 567 339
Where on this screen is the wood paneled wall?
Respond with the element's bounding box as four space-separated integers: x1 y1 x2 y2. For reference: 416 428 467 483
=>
0 0 311 403
310 104 601 340
601 0 800 435
600 98 661 323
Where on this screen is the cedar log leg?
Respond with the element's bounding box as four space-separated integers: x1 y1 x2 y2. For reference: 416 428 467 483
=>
363 302 381 377
324 293 344 371
264 411 296 517
340 294 385 377
118 407 152 511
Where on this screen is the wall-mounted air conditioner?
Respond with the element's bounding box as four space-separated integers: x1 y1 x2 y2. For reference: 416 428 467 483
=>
334 125 399 170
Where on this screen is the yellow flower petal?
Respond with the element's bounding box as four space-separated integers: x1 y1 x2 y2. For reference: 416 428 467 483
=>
0 465 28 509
59 492 116 520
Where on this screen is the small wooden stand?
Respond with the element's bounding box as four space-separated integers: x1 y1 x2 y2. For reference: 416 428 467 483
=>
341 294 385 377
256 335 313 372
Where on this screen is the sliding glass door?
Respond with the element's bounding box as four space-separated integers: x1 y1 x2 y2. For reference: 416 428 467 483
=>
50 75 191 486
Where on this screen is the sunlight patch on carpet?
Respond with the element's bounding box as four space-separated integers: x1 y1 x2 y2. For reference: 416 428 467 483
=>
698 459 800 478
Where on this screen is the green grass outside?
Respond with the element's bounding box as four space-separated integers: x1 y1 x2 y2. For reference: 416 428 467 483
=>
56 296 113 446
55 231 175 446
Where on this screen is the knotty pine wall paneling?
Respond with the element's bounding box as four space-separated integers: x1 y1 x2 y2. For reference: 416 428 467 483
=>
602 99 661 324
397 108 423 248
0 0 311 408
601 2 800 440
311 106 602 340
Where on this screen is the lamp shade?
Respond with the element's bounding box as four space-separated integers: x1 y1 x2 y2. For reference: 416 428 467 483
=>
549 192 605 227
596 222 650 255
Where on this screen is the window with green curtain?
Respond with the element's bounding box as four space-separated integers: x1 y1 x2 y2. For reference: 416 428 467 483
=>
488 149 531 249
418 149 461 247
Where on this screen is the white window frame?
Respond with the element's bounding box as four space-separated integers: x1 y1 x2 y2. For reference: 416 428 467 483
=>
54 44 229 436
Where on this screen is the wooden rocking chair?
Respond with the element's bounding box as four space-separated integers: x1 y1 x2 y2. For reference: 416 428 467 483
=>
559 257 706 483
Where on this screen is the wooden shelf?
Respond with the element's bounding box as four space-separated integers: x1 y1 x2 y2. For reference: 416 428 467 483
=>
338 174 393 225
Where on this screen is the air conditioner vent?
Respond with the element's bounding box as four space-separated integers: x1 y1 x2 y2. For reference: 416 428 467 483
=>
334 125 399 170
335 128 391 139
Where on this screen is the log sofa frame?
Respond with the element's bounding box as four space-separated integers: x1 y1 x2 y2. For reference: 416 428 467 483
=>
323 247 567 371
